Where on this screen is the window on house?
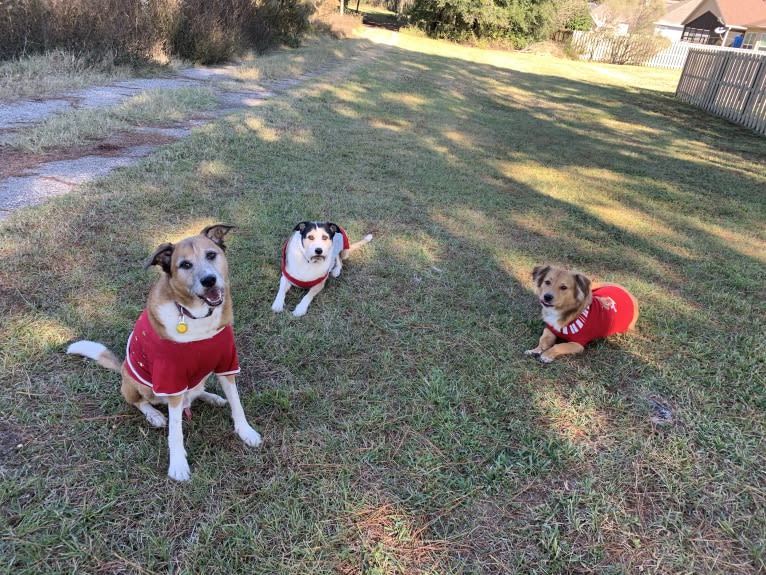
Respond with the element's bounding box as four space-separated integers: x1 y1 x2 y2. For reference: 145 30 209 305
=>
742 32 756 49
757 33 766 51
682 27 711 44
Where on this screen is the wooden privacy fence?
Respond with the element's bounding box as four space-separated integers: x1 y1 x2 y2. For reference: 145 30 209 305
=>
676 48 766 135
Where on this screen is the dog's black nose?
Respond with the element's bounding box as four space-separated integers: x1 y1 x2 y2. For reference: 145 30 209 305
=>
543 293 553 303
314 247 323 255
200 275 217 288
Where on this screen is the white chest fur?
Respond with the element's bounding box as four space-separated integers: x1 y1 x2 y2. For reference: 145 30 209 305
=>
155 301 224 342
541 306 564 330
284 234 333 282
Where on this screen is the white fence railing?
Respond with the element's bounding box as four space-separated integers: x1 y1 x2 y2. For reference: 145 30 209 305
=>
676 48 766 135
569 30 757 71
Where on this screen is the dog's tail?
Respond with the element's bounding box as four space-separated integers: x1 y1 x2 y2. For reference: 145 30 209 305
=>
341 234 373 258
67 340 122 373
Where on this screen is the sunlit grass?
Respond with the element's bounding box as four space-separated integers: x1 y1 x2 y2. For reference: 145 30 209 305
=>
0 49 138 103
2 86 218 152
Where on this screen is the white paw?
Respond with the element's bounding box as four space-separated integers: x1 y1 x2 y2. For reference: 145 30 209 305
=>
524 349 539 356
271 301 284 313
539 354 554 364
145 411 167 428
207 394 228 407
331 264 342 278
237 425 263 447
167 458 191 482
292 305 308 317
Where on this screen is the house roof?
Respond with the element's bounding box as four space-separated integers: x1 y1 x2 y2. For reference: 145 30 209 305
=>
660 0 766 27
656 0 700 26
716 0 766 27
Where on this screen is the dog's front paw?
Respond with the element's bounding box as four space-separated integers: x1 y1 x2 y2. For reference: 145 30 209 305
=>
292 305 308 317
167 457 191 482
237 425 263 447
144 409 167 428
538 354 555 364
271 301 284 313
524 348 542 357
331 263 342 278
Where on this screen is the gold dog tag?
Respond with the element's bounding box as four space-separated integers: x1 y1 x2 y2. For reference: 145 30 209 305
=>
176 316 188 334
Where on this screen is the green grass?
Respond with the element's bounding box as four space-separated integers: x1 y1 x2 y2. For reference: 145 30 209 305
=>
0 49 160 104
220 34 371 87
1 32 765 574
1 86 219 152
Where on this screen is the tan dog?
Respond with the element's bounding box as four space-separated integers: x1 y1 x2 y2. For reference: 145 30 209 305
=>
67 224 262 481
525 265 639 363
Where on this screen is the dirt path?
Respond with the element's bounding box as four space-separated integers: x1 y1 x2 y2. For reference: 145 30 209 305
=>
0 29 398 220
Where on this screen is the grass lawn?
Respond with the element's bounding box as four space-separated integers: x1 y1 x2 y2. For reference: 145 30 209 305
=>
1 30 764 574
0 50 161 104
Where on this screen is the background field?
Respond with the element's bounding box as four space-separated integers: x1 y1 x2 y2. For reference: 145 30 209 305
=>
1 31 765 574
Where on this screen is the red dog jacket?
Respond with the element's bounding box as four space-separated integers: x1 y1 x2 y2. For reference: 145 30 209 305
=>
281 227 349 289
546 285 635 346
125 310 240 396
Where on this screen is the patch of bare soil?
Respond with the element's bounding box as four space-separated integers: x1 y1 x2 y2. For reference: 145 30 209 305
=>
0 131 181 179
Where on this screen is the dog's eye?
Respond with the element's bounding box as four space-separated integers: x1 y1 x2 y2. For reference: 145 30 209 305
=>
308 235 314 240
560 285 568 291
544 279 551 286
206 251 217 261
179 261 192 270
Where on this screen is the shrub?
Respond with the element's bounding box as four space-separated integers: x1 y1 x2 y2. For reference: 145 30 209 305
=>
0 0 315 64
590 31 671 65
312 0 363 39
0 0 155 62
406 0 557 48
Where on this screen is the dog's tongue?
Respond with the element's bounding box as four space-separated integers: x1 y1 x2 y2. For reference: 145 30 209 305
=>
204 287 223 306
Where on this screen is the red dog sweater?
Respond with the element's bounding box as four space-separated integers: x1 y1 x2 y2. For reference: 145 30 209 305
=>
125 310 240 396
546 285 635 346
281 227 349 289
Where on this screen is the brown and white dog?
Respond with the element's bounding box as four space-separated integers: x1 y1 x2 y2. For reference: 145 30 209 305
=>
525 265 639 363
67 224 262 481
271 221 372 317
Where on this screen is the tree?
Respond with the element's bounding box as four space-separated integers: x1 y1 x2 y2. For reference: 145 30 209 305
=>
407 0 557 47
598 0 665 34
552 0 593 32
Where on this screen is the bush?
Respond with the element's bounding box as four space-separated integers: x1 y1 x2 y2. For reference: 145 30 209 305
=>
584 31 671 65
0 0 154 63
406 0 556 48
0 0 315 64
311 0 363 39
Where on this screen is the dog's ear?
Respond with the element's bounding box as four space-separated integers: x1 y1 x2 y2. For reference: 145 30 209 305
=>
574 273 591 301
144 242 174 273
201 224 235 251
294 221 310 233
326 223 338 237
531 265 550 287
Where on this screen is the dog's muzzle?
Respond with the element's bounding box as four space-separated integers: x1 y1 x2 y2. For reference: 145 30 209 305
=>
201 287 224 306
199 275 224 306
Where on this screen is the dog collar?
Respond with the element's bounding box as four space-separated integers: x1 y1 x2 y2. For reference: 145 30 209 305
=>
174 302 214 334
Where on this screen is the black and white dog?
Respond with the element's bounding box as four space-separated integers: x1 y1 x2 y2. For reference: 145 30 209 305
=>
271 221 373 316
